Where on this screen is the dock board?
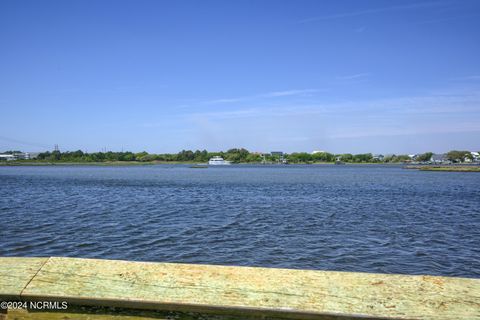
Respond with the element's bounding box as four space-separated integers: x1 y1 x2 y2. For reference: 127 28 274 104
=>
1 257 479 319
0 257 47 300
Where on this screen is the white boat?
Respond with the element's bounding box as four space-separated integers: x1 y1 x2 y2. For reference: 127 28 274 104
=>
208 156 231 165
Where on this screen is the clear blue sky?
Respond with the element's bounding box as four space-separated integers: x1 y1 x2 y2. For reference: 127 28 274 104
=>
1 0 479 154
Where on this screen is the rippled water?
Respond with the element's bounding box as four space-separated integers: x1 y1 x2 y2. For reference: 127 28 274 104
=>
1 165 479 277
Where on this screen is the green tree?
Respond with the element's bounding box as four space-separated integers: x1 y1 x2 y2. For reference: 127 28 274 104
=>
225 148 250 162
49 150 61 161
176 150 195 161
416 152 433 162
446 150 471 163
337 154 353 162
287 152 312 163
135 151 148 159
138 154 157 162
245 153 262 162
353 153 373 163
311 152 335 162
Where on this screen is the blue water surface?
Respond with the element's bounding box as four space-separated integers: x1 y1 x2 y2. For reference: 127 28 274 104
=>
0 164 479 277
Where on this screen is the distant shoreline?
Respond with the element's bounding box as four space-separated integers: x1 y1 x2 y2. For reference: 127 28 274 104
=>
0 161 190 166
2 160 480 168
0 161 412 167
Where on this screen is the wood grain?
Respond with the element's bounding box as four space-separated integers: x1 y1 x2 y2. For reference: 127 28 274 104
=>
0 257 48 300
1 257 479 319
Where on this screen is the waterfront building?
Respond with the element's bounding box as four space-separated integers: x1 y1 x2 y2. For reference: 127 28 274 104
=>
0 154 16 161
470 151 480 163
15 152 30 160
431 154 450 164
0 152 32 161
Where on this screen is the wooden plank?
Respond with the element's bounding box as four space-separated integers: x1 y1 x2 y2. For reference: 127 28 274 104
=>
0 257 48 300
18 257 480 319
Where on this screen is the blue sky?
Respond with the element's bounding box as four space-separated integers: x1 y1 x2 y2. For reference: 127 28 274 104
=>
1 0 479 154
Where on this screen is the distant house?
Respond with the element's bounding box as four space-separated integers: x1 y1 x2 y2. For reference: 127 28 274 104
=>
372 154 384 161
430 154 450 164
0 154 16 161
0 152 31 161
15 152 30 160
471 152 480 163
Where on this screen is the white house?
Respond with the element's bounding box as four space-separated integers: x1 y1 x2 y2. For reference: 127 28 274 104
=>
15 152 30 160
0 154 16 161
471 152 480 162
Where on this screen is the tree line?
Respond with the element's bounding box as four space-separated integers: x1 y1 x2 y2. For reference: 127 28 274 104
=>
34 148 263 163
33 149 376 163
2 149 476 164
7 149 471 163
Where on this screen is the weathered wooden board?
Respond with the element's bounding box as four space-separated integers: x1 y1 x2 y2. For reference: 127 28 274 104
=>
0 257 48 300
16 257 480 319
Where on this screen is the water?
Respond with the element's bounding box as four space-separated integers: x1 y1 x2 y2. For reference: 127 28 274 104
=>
1 164 479 278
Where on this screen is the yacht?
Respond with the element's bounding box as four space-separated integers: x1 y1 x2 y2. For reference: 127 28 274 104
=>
208 156 231 165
